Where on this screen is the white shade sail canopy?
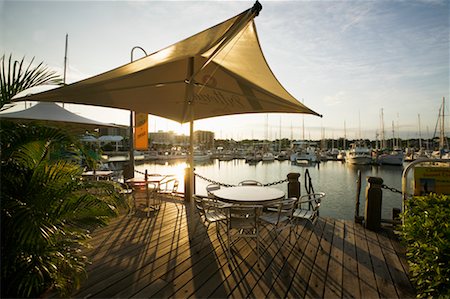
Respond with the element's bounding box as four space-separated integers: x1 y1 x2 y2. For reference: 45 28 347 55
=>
0 102 118 129
13 2 321 123
98 135 123 142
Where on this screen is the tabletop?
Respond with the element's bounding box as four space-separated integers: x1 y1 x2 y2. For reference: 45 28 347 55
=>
211 186 285 204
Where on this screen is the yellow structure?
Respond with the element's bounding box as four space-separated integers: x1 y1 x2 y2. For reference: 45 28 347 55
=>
414 166 450 195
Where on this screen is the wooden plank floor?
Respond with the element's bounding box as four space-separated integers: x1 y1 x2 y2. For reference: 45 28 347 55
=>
72 198 415 298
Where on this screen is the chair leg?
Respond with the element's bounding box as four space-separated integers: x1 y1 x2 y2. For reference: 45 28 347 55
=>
198 222 211 252
288 225 293 245
227 227 232 263
128 194 136 216
256 227 261 269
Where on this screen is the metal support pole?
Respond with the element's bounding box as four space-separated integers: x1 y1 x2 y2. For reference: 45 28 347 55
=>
128 46 148 177
355 170 363 223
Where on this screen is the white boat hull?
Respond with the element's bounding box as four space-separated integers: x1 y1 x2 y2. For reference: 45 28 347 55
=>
193 155 211 162
378 154 404 166
346 155 372 165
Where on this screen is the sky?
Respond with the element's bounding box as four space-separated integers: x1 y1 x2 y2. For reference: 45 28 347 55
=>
1 0 449 141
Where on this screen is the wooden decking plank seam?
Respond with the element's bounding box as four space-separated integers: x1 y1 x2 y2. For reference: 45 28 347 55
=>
70 201 415 299
284 217 327 298
354 222 382 298
364 227 398 298
305 217 335 298
341 220 362 299
75 204 213 297
376 230 415 298
323 218 345 298
257 223 310 299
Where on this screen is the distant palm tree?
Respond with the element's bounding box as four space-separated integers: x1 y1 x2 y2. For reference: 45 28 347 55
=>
0 121 125 298
0 54 62 108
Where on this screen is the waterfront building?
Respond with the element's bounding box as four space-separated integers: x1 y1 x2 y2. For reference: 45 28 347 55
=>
194 130 215 149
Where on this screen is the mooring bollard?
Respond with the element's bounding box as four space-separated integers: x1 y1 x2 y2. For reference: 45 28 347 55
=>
287 173 301 199
123 163 134 181
364 176 383 231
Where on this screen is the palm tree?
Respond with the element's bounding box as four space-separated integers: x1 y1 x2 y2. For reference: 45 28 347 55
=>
0 54 62 109
0 121 125 297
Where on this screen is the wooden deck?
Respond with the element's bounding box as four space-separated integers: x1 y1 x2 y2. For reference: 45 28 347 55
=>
73 198 415 298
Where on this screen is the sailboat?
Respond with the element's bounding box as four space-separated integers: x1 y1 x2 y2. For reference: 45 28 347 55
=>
378 117 405 166
378 149 404 166
432 97 449 159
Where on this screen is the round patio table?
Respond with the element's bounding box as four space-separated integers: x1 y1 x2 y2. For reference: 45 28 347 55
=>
211 186 285 205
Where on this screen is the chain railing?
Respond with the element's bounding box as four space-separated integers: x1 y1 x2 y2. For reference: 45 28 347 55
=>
194 172 288 187
135 169 146 176
134 169 289 188
193 173 236 187
381 183 403 195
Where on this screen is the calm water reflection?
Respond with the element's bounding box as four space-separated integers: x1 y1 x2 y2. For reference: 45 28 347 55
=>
136 159 407 220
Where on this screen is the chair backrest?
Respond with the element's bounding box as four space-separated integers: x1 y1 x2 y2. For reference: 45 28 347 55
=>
298 192 325 218
193 195 205 216
273 197 297 225
227 204 262 231
238 180 263 186
172 179 179 193
206 183 220 195
161 178 178 193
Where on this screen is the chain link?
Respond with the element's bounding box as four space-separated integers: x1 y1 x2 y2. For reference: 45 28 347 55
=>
193 172 236 187
262 179 289 187
135 169 146 176
381 184 403 194
134 169 288 187
194 172 288 187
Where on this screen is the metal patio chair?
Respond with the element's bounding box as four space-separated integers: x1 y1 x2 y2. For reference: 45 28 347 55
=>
260 197 297 240
292 192 326 249
225 204 263 267
206 183 221 196
193 195 227 251
130 181 160 217
238 180 263 186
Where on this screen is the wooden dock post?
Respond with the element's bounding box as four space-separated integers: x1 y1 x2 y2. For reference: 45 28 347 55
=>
287 173 301 198
364 176 383 231
184 168 194 201
355 170 363 223
123 163 134 180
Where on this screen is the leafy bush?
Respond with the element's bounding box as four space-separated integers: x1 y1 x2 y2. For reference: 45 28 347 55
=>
401 193 450 298
1 121 124 298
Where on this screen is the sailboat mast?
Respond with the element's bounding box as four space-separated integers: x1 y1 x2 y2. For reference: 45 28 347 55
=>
278 116 282 151
302 98 305 140
63 33 68 85
440 97 445 150
62 33 68 108
302 117 305 140
380 108 385 149
344 120 347 150
418 114 422 149
392 121 395 149
397 112 400 149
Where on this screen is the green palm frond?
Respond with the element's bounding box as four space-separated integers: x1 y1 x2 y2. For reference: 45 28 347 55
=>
0 54 62 108
1 121 123 298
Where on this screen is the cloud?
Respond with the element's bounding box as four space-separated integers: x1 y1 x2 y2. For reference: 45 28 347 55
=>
324 91 346 106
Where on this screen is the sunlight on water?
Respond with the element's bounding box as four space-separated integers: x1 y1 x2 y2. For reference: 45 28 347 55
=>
137 160 406 220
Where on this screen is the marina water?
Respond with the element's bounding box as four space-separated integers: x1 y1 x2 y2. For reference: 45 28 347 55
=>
136 159 406 220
